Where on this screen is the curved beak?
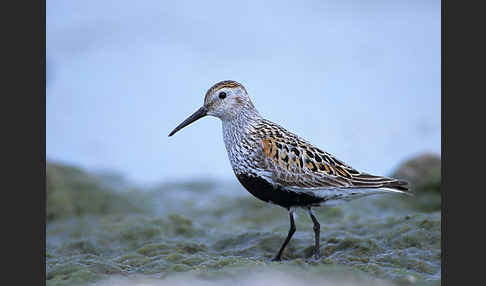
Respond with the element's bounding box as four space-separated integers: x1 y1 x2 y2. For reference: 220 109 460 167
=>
168 106 208 137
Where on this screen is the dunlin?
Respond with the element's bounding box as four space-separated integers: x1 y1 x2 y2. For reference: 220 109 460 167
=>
169 80 411 261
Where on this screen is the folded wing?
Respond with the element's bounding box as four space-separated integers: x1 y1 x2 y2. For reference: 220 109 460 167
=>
254 120 411 195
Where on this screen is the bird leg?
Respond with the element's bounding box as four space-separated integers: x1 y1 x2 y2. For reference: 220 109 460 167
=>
272 210 296 261
308 208 321 260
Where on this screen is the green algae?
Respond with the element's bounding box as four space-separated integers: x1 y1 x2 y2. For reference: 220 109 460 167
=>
46 158 441 285
46 162 149 222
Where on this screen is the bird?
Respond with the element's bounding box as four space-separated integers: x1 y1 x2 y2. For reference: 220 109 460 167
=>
168 80 411 261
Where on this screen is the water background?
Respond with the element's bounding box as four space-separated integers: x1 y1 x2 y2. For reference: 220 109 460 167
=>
46 0 440 186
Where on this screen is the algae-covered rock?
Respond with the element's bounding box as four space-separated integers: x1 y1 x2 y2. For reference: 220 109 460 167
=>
387 153 441 212
46 161 146 222
391 153 441 194
46 157 441 286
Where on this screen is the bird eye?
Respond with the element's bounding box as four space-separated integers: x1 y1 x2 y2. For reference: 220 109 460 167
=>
218 92 227 99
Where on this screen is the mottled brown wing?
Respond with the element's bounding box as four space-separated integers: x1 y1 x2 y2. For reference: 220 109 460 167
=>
255 120 405 191
259 136 352 188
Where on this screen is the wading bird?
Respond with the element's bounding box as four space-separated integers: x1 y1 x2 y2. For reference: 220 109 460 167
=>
168 80 410 261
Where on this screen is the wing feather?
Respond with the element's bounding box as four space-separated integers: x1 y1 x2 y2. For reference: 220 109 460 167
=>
253 120 410 194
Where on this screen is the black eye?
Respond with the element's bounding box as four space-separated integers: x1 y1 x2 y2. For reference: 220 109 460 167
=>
218 92 227 99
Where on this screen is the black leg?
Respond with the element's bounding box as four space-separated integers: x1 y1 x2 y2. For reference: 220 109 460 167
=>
272 210 296 261
308 208 321 259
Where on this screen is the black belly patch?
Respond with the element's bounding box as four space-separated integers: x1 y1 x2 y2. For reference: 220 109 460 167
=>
236 173 325 209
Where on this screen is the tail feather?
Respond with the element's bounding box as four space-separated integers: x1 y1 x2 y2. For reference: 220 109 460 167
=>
350 172 413 196
384 179 409 191
381 179 413 196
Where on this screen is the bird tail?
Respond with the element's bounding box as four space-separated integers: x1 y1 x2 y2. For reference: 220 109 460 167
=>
379 179 413 196
349 172 413 196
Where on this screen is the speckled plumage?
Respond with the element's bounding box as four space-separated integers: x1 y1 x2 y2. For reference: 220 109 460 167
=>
169 80 411 261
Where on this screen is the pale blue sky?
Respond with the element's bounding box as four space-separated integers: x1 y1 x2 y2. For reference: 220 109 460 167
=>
47 0 440 185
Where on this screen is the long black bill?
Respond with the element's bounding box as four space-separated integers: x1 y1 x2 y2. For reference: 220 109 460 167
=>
168 106 208 137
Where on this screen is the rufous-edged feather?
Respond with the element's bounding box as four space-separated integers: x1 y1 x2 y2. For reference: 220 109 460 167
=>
253 119 411 196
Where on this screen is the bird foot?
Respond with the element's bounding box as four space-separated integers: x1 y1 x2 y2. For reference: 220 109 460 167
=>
271 255 282 262
305 251 321 262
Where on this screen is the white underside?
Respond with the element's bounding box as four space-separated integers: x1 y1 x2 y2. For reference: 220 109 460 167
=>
286 186 408 207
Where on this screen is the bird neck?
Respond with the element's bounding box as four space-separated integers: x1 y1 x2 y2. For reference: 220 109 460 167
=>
221 105 262 169
222 104 261 137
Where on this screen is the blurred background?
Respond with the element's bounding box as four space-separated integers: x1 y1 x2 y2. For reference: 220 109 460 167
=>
46 0 440 186
46 1 441 285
